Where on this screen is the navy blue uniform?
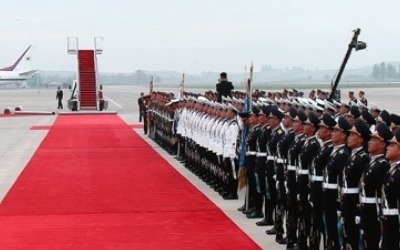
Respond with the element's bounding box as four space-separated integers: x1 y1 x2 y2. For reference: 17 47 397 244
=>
360 154 389 250
382 162 400 250
323 144 349 249
341 147 369 250
297 135 320 249
310 140 334 249
286 134 305 248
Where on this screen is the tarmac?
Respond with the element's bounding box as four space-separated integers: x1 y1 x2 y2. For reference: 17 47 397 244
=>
0 85 398 249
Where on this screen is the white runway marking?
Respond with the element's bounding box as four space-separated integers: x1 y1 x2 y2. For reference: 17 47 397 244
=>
105 96 122 109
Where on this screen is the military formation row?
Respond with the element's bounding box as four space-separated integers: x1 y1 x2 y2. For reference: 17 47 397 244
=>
143 89 400 250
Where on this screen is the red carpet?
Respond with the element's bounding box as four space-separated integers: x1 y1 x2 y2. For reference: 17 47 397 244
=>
0 114 260 249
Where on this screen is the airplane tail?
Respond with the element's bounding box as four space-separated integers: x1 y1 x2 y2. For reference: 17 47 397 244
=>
0 45 32 71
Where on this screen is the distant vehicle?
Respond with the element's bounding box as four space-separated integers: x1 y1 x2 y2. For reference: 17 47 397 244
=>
0 45 38 87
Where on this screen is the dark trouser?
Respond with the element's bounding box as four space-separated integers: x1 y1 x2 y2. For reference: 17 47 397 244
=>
360 203 380 250
57 99 63 109
275 163 286 237
224 158 238 197
246 158 257 210
382 214 400 250
99 100 104 111
342 194 360 250
297 175 311 249
139 110 143 122
310 182 325 249
286 170 298 246
324 189 340 249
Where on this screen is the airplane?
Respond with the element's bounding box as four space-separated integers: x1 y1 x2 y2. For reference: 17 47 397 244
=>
0 45 38 86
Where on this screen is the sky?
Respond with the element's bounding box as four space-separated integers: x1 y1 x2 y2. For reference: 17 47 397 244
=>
1 0 400 74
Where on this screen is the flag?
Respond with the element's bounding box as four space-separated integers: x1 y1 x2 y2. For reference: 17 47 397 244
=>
149 75 154 95
179 73 185 98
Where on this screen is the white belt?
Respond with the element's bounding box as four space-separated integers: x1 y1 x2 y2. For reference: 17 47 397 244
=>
361 197 377 204
246 151 256 156
276 158 284 164
383 208 399 216
267 156 274 161
297 169 309 175
311 175 324 182
287 165 296 171
256 152 267 157
323 183 338 189
343 188 359 194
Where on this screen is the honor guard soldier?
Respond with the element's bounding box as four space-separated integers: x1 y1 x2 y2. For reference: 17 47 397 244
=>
382 128 400 249
297 111 320 249
263 106 285 240
272 107 298 245
310 114 336 249
241 106 261 215
222 103 240 200
323 116 350 250
341 118 370 250
249 105 271 219
361 122 392 249
286 109 307 249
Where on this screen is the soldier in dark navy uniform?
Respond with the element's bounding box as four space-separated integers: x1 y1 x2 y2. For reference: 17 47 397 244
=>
341 118 370 250
240 106 261 215
286 109 307 249
323 116 350 250
382 128 400 249
310 114 336 249
360 122 392 249
262 106 285 241
248 105 270 219
297 111 320 249
271 107 298 245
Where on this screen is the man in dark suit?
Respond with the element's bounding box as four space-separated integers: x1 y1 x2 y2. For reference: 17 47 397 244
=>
138 92 145 122
216 72 234 103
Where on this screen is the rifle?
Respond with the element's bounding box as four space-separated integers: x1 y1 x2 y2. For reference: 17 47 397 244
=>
328 28 367 101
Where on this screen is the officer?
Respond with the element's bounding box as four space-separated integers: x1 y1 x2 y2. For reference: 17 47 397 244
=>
310 113 336 249
222 103 240 200
361 122 391 249
341 118 370 250
248 105 270 218
271 107 297 245
297 111 320 249
382 128 400 249
323 116 350 250
241 106 261 215
262 106 285 241
286 109 307 249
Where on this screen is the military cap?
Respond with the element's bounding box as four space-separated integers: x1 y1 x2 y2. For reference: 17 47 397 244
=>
341 101 350 108
252 105 260 116
390 113 400 126
349 91 354 95
293 109 307 123
319 113 337 129
227 103 238 113
369 103 381 112
347 105 361 118
389 127 400 146
324 100 336 112
285 107 298 120
333 100 341 107
304 111 320 128
268 106 284 120
350 118 371 141
371 123 393 142
238 111 250 118
361 109 376 126
334 116 351 135
358 101 368 110
260 105 271 116
377 110 391 127
359 90 365 95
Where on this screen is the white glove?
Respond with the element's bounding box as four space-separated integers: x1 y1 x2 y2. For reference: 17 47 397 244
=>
355 216 361 225
276 181 280 189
